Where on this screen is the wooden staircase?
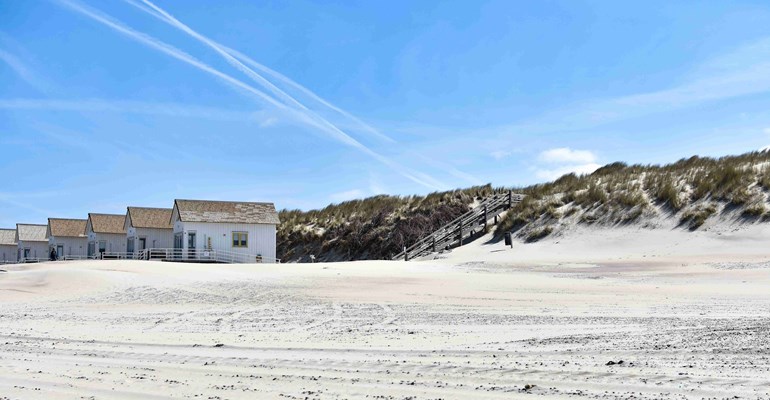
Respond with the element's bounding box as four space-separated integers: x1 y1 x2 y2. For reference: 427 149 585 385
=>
393 191 525 261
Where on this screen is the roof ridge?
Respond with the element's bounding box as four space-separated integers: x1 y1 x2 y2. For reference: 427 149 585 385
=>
175 199 275 205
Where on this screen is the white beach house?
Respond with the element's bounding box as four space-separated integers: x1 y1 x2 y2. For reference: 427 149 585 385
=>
86 213 127 257
171 199 279 263
125 207 173 254
16 223 49 262
0 228 17 263
47 218 88 260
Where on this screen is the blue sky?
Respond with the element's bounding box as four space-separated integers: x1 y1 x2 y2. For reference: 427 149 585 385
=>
3 0 770 227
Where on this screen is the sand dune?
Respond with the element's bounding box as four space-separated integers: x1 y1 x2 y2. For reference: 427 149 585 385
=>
1 227 770 398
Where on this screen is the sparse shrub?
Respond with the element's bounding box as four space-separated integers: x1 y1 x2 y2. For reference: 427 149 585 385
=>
525 226 553 242
553 173 581 190
575 184 607 207
742 202 767 218
680 203 717 230
580 212 598 224
758 169 770 191
563 206 578 218
591 162 627 177
653 180 682 210
615 207 644 224
496 196 536 234
727 188 751 206
543 203 562 220
612 190 647 209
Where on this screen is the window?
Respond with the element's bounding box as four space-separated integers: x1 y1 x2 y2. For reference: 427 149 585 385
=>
99 241 106 253
232 232 248 248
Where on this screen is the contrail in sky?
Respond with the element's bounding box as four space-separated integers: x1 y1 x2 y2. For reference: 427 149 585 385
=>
125 0 481 186
125 0 396 144
53 0 447 191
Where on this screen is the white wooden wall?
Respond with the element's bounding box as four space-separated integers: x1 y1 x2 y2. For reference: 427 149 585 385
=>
173 221 277 262
48 236 88 257
128 228 173 250
0 244 16 262
17 240 49 260
88 232 127 253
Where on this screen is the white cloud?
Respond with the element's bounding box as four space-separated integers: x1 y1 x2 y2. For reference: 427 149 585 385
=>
763 127 770 135
534 147 601 181
329 189 365 203
538 148 597 164
535 163 602 181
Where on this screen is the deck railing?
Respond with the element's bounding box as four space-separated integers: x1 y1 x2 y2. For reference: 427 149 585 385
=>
18 257 50 263
100 248 279 264
1 249 279 265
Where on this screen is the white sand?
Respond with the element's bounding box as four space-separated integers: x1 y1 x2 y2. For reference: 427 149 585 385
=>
1 225 770 399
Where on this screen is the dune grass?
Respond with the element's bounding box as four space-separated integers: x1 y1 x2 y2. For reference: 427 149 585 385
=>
280 151 770 262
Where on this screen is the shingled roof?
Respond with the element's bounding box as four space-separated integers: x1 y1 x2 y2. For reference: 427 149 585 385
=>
88 213 126 234
173 199 280 225
127 207 173 229
0 228 16 245
16 224 47 242
48 218 87 238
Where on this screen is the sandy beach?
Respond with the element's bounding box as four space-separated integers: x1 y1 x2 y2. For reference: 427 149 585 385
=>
2 225 770 399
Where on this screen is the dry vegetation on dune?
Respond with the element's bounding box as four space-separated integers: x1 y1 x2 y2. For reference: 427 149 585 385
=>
279 151 770 262
498 151 770 240
278 185 505 262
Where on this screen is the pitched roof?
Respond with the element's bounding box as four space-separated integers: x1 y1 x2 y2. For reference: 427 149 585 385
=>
127 207 172 229
16 223 47 242
88 213 126 234
48 218 87 238
0 228 16 245
173 199 280 225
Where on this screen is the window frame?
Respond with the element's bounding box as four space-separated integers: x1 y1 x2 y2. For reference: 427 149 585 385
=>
232 231 248 248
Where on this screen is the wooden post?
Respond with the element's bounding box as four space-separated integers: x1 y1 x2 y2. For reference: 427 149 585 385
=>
494 215 498 224
484 205 488 230
404 246 408 261
508 190 513 209
458 222 463 246
432 236 436 253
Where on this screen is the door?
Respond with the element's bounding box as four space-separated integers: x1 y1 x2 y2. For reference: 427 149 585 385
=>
139 237 146 251
127 238 134 254
57 245 64 260
23 248 30 260
174 233 183 259
88 242 95 257
187 232 196 259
